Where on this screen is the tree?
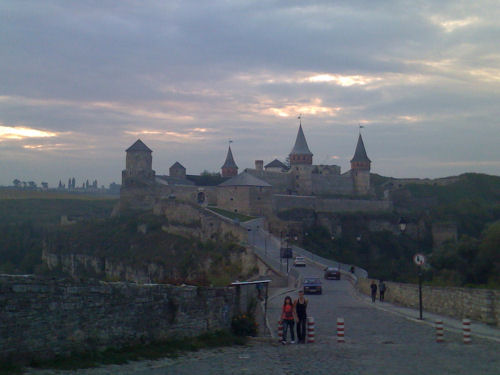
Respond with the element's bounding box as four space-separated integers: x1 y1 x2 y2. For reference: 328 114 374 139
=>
477 221 500 285
12 179 21 188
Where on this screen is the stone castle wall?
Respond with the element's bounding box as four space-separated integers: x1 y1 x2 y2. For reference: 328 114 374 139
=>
0 275 236 364
356 278 500 327
273 195 392 213
245 169 292 193
311 173 353 195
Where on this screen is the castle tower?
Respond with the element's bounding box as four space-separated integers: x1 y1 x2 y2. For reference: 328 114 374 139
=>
289 124 313 165
169 161 186 179
289 121 313 195
350 133 371 195
221 145 238 177
122 139 155 187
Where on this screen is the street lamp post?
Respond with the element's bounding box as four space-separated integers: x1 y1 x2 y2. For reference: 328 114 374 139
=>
264 232 267 257
285 233 290 273
400 217 424 320
418 268 423 320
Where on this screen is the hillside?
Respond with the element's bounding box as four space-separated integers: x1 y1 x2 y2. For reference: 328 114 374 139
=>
44 213 252 285
0 197 116 274
292 173 500 287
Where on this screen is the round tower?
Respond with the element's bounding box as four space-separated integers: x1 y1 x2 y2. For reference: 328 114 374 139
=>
350 133 371 195
221 145 238 177
289 124 313 165
289 122 313 195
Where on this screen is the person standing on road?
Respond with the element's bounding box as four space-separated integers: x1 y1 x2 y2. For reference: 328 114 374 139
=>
280 296 296 344
379 280 386 302
370 280 377 302
294 290 308 344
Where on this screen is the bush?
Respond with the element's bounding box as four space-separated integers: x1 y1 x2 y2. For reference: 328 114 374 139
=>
231 313 257 337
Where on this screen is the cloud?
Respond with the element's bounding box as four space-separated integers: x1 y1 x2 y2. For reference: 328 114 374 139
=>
0 124 58 140
0 0 499 184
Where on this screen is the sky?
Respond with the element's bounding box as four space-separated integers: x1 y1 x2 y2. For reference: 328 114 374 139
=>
1 0 499 187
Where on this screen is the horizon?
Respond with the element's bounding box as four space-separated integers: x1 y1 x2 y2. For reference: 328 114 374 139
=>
1 1 499 186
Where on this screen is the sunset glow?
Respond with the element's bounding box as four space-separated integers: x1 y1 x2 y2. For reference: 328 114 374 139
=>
0 125 57 140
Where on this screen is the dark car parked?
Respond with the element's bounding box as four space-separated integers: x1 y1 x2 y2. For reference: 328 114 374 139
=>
324 267 341 280
303 277 322 294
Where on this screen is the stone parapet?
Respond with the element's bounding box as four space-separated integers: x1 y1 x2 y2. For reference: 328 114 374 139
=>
356 278 500 326
0 275 236 364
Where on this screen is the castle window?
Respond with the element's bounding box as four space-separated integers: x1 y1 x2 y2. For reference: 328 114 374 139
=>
230 197 233 201
296 167 299 171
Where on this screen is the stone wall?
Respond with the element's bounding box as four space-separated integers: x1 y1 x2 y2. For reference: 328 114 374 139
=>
273 195 392 213
311 173 353 195
356 278 500 326
0 275 236 364
153 199 249 243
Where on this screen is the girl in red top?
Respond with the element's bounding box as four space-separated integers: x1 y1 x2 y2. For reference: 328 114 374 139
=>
280 296 296 344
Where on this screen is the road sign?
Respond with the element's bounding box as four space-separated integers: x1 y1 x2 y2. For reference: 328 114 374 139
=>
413 253 426 266
280 247 293 259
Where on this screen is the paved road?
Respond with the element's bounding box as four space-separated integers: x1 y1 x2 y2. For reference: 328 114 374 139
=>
28 257 500 375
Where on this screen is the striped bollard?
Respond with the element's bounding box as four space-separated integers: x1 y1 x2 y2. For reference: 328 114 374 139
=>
435 320 444 343
462 319 471 344
307 316 315 344
337 318 345 343
278 321 283 342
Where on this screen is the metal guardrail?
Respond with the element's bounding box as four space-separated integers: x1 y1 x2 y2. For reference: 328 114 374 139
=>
244 221 368 279
289 244 368 279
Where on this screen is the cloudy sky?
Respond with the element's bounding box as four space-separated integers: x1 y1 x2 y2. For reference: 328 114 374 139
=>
1 0 499 187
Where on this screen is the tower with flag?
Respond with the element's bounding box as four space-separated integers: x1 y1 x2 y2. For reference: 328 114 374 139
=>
350 126 371 195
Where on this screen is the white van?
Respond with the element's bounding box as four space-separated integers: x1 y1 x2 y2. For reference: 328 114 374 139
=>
294 256 306 267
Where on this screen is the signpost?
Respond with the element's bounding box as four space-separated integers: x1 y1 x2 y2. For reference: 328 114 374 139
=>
413 253 426 320
280 247 293 273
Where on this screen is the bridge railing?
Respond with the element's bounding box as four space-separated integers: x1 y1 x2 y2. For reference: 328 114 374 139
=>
247 223 368 279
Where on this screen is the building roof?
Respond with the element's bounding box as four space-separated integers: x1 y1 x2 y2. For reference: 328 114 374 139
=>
350 134 371 163
156 176 194 186
290 125 313 155
170 161 186 170
218 172 272 187
265 159 288 169
126 139 152 153
221 145 238 169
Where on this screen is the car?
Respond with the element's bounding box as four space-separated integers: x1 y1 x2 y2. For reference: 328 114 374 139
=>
303 277 322 294
294 256 306 267
324 267 341 280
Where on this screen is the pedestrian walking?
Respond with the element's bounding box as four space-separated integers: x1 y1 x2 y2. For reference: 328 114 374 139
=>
280 296 296 344
294 290 308 344
379 280 386 302
370 280 377 302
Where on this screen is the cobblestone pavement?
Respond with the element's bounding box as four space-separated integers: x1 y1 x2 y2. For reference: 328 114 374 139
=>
27 262 500 375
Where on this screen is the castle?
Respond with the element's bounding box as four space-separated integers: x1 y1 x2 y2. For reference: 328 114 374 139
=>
119 123 391 217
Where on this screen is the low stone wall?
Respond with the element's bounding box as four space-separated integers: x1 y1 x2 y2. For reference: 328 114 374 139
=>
0 275 236 364
356 278 500 326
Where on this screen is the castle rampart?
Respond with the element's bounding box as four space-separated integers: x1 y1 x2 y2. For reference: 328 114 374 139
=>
273 194 392 213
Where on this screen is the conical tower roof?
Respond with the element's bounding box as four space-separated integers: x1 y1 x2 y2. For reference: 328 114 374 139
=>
290 125 312 155
221 145 238 169
350 134 371 163
126 139 152 153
